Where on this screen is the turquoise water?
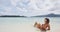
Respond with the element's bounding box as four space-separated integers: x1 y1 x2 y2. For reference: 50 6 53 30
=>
0 17 60 32
0 17 60 25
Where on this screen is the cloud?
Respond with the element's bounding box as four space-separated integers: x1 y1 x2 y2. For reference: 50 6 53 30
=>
0 0 60 16
0 0 12 7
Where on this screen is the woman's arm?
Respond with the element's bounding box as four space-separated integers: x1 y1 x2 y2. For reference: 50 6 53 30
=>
47 24 50 30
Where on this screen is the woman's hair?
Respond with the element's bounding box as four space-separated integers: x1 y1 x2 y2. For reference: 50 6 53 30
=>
45 18 50 24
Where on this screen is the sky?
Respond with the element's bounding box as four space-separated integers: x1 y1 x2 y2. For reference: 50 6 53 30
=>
0 0 60 16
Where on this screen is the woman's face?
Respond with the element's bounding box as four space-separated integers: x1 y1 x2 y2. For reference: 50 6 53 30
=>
44 19 47 24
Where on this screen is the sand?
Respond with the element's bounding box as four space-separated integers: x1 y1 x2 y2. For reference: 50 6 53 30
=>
0 23 60 32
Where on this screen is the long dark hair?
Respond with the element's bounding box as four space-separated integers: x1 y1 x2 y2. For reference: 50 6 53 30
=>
45 18 50 24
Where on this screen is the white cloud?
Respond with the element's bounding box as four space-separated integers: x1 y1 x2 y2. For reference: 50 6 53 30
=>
10 0 20 6
0 0 60 16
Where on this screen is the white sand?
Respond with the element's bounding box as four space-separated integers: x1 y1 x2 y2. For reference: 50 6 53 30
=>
0 23 60 32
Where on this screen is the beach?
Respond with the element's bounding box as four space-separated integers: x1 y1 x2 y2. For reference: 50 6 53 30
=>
0 17 60 32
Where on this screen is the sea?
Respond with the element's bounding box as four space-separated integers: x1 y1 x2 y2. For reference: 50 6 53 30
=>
0 17 60 32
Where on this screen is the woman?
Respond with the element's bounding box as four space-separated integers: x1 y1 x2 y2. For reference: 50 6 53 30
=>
34 18 50 32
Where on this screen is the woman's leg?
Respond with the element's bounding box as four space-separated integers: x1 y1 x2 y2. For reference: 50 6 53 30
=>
34 22 42 29
34 22 37 27
37 23 42 29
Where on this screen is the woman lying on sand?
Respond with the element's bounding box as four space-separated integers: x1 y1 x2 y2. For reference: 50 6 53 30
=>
34 18 50 32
